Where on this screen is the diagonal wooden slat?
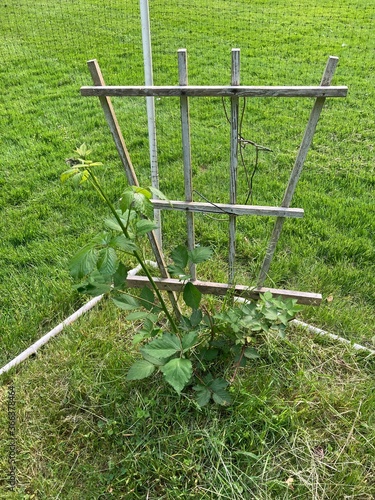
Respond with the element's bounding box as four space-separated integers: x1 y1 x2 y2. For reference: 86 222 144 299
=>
87 59 181 317
257 56 340 286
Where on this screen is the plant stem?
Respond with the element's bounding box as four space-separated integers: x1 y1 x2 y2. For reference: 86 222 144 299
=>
88 172 178 333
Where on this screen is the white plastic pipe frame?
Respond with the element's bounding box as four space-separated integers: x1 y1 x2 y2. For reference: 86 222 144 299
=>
0 261 158 376
2 274 374 376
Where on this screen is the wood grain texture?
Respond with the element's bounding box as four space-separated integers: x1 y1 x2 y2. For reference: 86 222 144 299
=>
150 200 304 217
81 85 348 98
178 49 196 280
125 275 322 305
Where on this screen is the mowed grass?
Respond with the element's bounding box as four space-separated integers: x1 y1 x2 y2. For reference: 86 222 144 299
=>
0 0 374 497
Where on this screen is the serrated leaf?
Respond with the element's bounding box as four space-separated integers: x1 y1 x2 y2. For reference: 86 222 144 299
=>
112 294 140 311
209 378 232 406
110 234 138 254
133 186 152 199
113 262 128 289
120 189 135 212
83 282 112 296
139 287 155 311
200 348 219 361
71 171 85 187
126 360 155 380
141 332 181 359
135 219 158 236
262 291 273 301
171 245 189 269
183 282 202 310
181 331 198 351
61 168 79 183
188 246 213 264
190 309 203 327
75 143 90 157
160 358 192 394
69 244 98 279
104 211 128 232
126 311 150 321
141 351 167 367
167 264 189 278
92 231 112 245
148 186 169 201
244 347 260 359
193 385 211 407
97 247 118 276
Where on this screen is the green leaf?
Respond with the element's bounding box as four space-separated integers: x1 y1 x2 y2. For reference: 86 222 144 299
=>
160 358 193 394
110 234 138 254
141 332 181 359
148 186 169 201
188 246 213 264
113 262 128 289
209 378 232 406
75 143 91 158
126 311 150 321
91 231 112 246
61 168 79 183
171 245 189 269
126 360 155 380
262 291 273 301
244 347 260 359
167 264 189 278
104 211 129 232
139 287 155 311
141 351 167 367
190 309 203 327
135 219 158 236
181 331 198 352
112 294 140 311
97 247 118 276
193 385 211 407
120 189 135 212
183 282 202 310
69 244 98 279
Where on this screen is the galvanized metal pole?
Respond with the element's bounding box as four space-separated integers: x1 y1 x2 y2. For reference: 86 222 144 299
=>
140 0 162 247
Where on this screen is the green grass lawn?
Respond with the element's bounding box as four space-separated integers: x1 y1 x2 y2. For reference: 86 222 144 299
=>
0 0 374 497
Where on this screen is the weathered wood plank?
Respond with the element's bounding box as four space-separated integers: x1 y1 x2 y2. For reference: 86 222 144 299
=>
150 199 304 217
87 59 181 317
229 49 240 283
178 49 196 280
257 56 340 287
81 85 347 98
125 275 322 305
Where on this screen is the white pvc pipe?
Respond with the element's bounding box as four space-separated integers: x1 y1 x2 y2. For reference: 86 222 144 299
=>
291 319 375 355
0 261 158 376
140 0 162 248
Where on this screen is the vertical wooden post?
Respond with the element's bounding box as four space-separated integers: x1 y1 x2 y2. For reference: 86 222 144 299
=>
257 56 339 286
87 59 181 317
178 49 196 280
229 49 240 283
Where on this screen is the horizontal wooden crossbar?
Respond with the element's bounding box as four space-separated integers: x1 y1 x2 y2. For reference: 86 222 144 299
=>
151 200 304 218
126 275 322 305
81 85 348 98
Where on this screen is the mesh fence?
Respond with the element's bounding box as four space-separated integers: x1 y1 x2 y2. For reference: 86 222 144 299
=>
1 0 374 86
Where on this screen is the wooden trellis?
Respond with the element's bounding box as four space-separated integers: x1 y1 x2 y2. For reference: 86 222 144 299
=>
81 50 347 306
